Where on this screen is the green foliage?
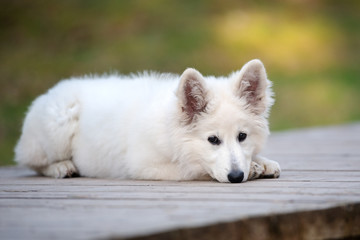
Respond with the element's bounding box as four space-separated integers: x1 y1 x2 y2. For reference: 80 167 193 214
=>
1 0 359 165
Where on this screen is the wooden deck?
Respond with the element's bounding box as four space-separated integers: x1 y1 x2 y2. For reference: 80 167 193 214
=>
1 124 360 240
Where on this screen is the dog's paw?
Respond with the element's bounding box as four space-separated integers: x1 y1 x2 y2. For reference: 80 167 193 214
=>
248 161 265 180
40 160 79 178
252 156 281 179
262 159 281 178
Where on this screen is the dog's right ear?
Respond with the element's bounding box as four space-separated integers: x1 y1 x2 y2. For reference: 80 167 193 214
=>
176 68 208 124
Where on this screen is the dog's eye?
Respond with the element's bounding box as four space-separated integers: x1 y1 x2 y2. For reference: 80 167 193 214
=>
238 132 247 142
208 136 221 145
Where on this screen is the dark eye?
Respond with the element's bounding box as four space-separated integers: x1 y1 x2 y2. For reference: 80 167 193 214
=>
208 136 221 145
238 132 247 142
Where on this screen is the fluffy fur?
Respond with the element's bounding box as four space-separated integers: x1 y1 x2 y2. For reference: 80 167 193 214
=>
15 59 281 183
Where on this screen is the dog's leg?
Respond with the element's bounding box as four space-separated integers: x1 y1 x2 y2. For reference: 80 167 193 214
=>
15 91 81 178
252 155 281 178
248 161 265 180
38 160 79 178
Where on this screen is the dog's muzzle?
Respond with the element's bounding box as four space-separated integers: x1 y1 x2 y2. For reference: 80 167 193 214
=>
227 170 244 183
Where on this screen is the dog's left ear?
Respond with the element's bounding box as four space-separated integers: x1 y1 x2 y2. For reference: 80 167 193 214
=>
234 59 273 116
177 68 208 124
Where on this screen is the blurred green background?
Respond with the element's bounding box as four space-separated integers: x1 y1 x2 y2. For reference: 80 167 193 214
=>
1 0 359 166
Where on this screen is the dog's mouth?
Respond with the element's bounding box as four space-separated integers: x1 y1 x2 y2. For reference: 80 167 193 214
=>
202 163 246 183
209 169 246 183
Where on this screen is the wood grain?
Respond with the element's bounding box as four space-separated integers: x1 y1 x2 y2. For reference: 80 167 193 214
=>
1 123 360 239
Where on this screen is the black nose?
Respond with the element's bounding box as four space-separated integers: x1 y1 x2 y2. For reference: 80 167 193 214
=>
227 170 244 183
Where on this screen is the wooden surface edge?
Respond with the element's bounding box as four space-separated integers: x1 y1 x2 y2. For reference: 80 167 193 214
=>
121 203 360 240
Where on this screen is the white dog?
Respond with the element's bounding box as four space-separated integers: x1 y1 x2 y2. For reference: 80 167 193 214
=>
15 59 280 183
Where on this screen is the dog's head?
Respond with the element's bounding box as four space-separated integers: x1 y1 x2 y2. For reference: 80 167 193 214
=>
175 59 274 183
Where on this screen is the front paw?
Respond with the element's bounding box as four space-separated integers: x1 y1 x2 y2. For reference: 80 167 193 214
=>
248 161 265 180
262 159 281 179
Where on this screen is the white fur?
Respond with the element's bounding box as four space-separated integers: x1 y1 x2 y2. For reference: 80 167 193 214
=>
15 59 281 183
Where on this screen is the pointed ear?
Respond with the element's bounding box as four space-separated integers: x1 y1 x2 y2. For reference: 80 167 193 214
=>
177 68 208 124
235 59 273 115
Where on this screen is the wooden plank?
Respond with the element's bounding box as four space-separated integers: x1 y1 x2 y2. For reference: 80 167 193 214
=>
1 182 359 194
263 123 360 155
268 155 360 171
1 200 359 240
128 204 360 240
1 123 360 240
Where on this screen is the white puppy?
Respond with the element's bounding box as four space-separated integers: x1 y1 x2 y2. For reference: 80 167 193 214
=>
15 59 280 183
